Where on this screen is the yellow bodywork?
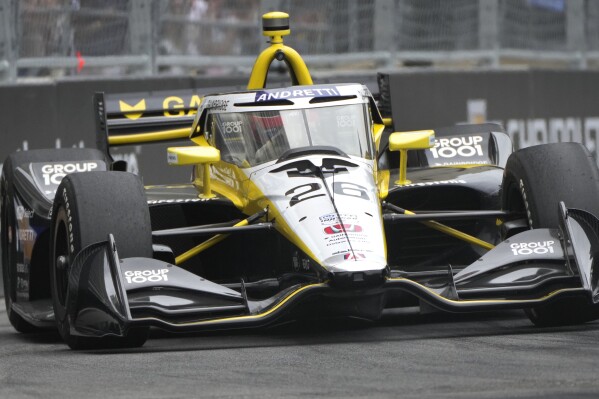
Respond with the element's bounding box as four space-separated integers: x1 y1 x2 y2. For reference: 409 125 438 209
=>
155 11 496 265
388 130 435 186
108 127 191 146
167 146 220 166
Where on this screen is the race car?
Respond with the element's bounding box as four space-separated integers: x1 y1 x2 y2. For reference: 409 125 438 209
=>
3 12 599 350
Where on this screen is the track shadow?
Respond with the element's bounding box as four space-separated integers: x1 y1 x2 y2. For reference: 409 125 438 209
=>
4 329 63 345
84 308 599 355
4 306 598 355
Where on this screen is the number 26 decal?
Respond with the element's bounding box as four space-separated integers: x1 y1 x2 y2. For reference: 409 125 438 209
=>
285 182 369 207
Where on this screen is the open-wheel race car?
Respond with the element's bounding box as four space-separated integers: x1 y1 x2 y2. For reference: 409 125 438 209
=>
3 12 599 350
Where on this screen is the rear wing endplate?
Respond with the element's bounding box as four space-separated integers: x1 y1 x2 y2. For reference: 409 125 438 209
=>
94 91 200 161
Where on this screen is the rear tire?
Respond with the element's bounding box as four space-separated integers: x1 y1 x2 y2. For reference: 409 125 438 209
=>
502 143 599 326
50 171 152 349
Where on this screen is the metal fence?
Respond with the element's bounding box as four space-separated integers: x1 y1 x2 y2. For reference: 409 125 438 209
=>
1 0 598 83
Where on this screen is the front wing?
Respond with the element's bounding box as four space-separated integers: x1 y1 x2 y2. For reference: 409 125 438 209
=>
65 203 599 338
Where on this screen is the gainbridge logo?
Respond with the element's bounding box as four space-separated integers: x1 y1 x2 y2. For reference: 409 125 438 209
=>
119 99 146 120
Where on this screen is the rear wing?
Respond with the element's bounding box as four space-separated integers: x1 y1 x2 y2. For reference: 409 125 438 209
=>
94 90 202 162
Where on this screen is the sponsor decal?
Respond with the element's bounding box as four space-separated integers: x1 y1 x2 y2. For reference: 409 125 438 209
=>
326 234 369 247
124 269 169 284
221 121 243 134
287 182 369 207
286 183 325 207
324 224 363 235
163 95 201 116
323 219 369 247
16 263 28 273
62 188 75 253
255 87 340 102
343 253 365 260
519 179 533 228
31 161 106 200
40 162 99 185
429 161 489 166
147 198 215 204
18 228 35 242
333 182 369 200
204 99 229 111
430 136 484 159
16 205 34 221
319 213 358 225
117 95 202 118
119 99 146 120
402 180 466 187
511 241 555 256
167 152 178 164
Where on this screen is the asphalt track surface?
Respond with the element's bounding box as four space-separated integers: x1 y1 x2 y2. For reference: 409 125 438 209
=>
3 300 599 399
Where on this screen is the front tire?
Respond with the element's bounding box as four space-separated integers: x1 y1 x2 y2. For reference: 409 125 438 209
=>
50 171 152 349
502 143 599 326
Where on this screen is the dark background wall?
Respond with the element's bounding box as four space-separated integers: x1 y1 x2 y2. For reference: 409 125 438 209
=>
383 70 599 160
1 70 599 184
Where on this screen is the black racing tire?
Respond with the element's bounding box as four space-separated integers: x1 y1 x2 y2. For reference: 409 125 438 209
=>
502 142 599 326
2 148 106 333
50 171 152 350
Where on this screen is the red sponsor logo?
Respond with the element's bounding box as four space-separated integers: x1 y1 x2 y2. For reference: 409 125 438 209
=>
324 224 363 234
343 253 365 260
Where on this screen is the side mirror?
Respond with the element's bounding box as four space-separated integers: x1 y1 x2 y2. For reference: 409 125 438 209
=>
167 146 220 198
388 130 435 185
167 146 220 165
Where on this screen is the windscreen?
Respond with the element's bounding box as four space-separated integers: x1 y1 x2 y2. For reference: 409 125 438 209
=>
207 104 373 166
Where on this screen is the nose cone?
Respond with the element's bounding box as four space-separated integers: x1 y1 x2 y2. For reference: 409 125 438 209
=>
328 267 389 288
322 252 387 273
323 253 388 288
249 155 388 278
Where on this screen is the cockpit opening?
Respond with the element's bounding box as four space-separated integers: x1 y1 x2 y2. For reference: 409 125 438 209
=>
206 103 373 166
